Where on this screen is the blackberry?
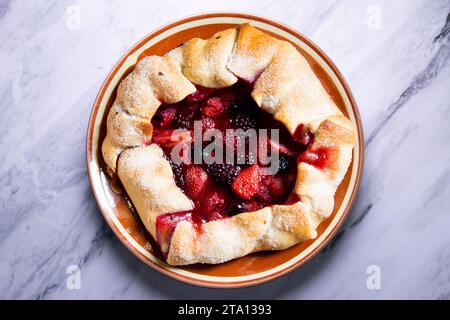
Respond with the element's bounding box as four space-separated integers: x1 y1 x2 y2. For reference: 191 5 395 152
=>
205 163 241 186
228 200 246 216
228 199 264 216
174 112 194 129
230 101 239 110
233 113 257 131
277 155 290 173
236 148 257 165
167 159 185 188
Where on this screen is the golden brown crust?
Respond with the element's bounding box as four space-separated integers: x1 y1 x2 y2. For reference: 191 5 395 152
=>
101 23 356 265
102 56 195 173
294 116 355 218
117 145 193 245
167 28 238 88
167 202 320 265
227 23 280 82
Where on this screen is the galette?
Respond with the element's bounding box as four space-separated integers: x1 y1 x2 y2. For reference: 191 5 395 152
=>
102 23 355 265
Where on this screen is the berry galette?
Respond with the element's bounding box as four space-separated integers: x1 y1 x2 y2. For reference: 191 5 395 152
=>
102 23 355 265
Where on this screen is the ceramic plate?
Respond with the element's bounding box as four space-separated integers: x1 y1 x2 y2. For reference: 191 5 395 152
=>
86 13 364 288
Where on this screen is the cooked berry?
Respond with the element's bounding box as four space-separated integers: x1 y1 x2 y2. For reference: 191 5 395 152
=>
205 163 241 185
156 211 192 250
154 106 177 127
236 148 257 165
202 189 227 216
200 117 215 131
184 165 210 198
231 165 261 200
230 101 239 110
202 97 225 117
228 199 263 215
151 83 307 227
227 200 245 215
174 112 195 129
152 128 192 148
168 160 184 188
255 181 272 202
268 176 286 198
277 155 289 173
233 113 257 131
293 124 313 145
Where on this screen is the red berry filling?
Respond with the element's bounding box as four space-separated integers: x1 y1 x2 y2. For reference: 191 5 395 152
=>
297 147 336 170
231 165 261 200
155 210 192 252
151 81 331 246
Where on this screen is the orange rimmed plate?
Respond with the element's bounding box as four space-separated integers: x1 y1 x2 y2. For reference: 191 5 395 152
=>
86 13 364 288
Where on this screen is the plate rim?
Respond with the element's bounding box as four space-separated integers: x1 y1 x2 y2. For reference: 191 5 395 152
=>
86 12 364 289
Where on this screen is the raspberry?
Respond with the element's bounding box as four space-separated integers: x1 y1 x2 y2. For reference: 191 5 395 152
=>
233 113 257 131
200 117 215 131
202 97 225 117
205 163 241 185
184 165 209 198
231 165 261 200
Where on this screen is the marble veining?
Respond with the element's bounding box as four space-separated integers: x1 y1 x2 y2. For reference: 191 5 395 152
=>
0 0 449 299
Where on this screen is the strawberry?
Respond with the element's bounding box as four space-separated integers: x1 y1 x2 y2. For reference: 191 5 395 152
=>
231 165 261 200
184 165 209 198
198 189 228 223
202 97 225 117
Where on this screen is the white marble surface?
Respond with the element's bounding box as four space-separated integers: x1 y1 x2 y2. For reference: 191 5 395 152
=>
0 0 449 299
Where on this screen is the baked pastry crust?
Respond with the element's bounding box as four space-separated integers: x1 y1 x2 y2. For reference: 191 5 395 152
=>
102 23 356 265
